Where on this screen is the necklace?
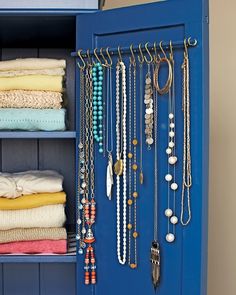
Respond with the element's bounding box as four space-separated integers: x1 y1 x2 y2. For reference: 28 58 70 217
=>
139 61 144 184
144 64 154 148
77 66 86 255
106 65 114 200
181 42 192 226
128 58 138 269
115 60 127 265
150 67 161 290
92 63 104 154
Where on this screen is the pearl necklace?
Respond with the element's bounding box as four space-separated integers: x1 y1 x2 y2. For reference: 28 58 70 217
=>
115 60 127 265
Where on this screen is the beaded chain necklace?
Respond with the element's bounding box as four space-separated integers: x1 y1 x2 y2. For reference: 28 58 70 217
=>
127 57 139 269
92 63 104 154
114 60 127 265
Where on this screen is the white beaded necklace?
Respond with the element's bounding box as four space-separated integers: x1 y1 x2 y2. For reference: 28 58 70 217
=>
115 60 127 265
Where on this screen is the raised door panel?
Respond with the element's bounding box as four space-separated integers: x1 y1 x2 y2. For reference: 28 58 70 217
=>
76 2 209 295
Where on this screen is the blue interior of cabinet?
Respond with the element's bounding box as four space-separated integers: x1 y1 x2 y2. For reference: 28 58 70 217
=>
0 13 78 295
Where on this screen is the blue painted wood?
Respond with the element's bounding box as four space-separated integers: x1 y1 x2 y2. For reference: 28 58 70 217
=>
40 263 76 295
0 256 76 263
76 2 209 295
3 264 40 295
0 264 3 295
0 131 76 139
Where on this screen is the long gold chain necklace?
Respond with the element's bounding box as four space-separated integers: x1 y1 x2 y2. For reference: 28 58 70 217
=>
181 41 192 226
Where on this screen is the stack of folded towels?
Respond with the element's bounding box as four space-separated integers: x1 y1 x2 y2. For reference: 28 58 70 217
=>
0 170 67 254
0 58 66 131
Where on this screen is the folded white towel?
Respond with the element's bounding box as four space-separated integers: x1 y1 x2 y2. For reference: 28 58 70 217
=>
0 170 63 198
0 204 66 230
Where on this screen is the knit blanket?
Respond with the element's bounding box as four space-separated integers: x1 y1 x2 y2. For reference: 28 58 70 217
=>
0 192 66 210
0 58 66 71
0 108 66 131
0 239 67 254
0 75 63 92
0 90 63 109
0 170 63 198
0 227 67 244
0 204 66 230
0 68 65 78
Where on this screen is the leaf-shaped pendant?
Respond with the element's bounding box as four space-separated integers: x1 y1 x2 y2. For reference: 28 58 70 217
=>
106 153 114 200
150 241 160 291
139 170 144 184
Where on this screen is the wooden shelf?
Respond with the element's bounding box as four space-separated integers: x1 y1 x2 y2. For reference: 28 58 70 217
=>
0 131 76 139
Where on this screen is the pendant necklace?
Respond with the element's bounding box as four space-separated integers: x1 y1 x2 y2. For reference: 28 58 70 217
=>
150 65 161 290
115 59 127 265
106 63 114 200
127 53 139 269
181 40 192 226
82 63 97 285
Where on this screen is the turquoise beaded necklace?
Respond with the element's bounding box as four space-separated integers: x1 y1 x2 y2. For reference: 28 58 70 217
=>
92 63 104 153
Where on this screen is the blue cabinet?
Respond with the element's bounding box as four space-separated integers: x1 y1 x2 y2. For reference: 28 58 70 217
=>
0 1 209 295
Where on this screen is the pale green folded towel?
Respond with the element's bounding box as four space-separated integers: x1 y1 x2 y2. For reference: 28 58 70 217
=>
0 108 66 131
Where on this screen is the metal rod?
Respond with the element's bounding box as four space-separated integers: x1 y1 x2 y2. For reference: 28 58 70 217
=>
71 37 197 58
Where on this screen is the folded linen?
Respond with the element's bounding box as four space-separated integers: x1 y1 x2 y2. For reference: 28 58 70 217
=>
0 239 67 254
0 68 65 77
0 58 66 71
0 170 63 199
0 75 63 92
0 227 67 244
0 192 66 210
0 90 63 109
0 204 66 230
0 108 66 131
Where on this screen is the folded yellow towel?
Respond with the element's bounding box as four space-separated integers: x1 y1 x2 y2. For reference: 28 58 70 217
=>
0 192 66 210
0 68 65 78
0 75 63 92
0 58 66 71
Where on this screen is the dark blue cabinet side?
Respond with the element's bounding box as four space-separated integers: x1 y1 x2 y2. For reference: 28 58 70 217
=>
76 1 209 295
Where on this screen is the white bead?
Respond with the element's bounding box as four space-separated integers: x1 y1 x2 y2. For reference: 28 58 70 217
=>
170 216 178 224
169 156 177 165
165 174 172 182
171 182 178 190
81 182 87 188
165 208 173 217
169 113 174 119
169 131 175 138
166 148 172 155
169 141 175 148
170 123 175 128
166 233 175 243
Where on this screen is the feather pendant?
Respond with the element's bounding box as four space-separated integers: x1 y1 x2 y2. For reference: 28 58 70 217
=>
150 241 160 291
106 153 113 200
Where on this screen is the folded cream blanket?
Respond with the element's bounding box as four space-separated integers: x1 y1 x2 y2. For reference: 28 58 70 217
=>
0 68 65 77
0 227 67 244
0 90 63 109
0 192 66 210
0 170 63 198
0 75 63 92
0 204 66 230
0 58 66 71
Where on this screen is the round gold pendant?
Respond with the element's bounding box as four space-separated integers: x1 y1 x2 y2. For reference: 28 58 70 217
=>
114 159 123 176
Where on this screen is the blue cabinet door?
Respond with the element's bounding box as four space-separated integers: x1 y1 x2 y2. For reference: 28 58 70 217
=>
76 2 209 295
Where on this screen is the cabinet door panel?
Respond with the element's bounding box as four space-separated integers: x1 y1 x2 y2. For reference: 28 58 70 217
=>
76 2 209 295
